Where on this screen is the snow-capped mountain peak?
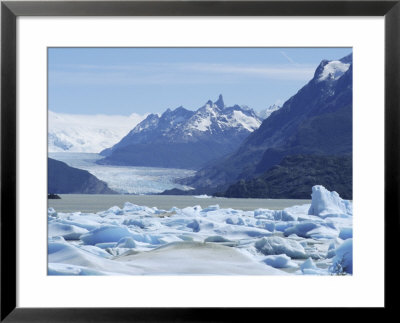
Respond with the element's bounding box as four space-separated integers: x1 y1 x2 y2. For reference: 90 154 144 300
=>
315 54 352 83
130 113 160 134
183 96 261 134
317 60 350 82
237 104 252 112
99 95 263 169
257 104 281 120
103 95 262 153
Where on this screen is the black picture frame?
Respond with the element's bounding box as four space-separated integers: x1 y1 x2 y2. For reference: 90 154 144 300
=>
1 0 398 321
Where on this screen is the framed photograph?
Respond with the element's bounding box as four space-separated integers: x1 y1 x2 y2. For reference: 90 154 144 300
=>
1 0 398 321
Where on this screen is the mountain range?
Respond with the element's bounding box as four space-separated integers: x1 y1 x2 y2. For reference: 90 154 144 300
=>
181 53 353 198
48 52 353 198
98 95 262 169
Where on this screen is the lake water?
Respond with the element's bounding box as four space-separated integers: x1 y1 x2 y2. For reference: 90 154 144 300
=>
48 152 311 213
48 194 311 213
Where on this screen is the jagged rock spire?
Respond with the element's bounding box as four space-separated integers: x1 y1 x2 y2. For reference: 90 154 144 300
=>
214 94 225 109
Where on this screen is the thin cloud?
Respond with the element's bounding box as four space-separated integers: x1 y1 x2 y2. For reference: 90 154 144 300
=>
184 63 314 79
49 62 316 86
280 51 296 65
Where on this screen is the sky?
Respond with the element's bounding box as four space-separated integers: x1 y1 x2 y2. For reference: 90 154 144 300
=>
48 47 352 115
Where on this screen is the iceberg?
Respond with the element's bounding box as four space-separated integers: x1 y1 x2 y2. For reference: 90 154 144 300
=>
330 238 353 274
80 226 134 245
262 254 298 269
308 185 352 218
339 227 353 240
255 236 308 259
284 221 340 240
48 222 88 240
116 237 137 248
47 185 352 275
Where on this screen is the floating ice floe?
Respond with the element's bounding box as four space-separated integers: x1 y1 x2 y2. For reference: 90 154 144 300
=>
80 225 134 245
299 257 327 275
255 236 308 259
48 222 88 240
48 185 353 275
308 185 352 218
48 207 57 218
329 238 353 275
284 221 340 240
262 254 299 269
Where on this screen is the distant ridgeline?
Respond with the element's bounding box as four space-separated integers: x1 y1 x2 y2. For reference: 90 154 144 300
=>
97 95 262 170
48 158 116 194
181 53 353 199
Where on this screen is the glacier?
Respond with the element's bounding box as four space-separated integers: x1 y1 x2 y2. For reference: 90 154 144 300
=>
48 152 195 194
48 111 146 153
48 185 353 275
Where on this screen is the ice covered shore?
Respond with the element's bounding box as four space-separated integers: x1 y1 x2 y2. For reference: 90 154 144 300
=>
48 185 353 275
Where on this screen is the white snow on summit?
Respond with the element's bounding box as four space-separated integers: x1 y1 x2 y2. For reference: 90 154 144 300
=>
318 60 350 82
192 114 212 132
168 96 262 135
257 104 281 120
48 111 146 153
231 110 261 131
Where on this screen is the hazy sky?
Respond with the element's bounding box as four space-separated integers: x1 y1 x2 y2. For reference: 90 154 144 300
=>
48 47 352 115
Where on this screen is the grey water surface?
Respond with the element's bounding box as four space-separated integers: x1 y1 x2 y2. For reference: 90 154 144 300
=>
48 194 311 213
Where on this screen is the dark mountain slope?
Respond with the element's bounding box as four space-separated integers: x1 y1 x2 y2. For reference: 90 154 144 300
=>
48 158 116 194
217 155 352 199
183 53 353 190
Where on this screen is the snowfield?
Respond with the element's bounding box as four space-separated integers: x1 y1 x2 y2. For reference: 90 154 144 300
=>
48 185 353 275
317 60 350 82
48 111 146 153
